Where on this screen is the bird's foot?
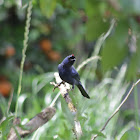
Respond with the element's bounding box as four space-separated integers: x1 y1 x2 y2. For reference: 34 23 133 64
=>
70 85 75 91
51 81 65 91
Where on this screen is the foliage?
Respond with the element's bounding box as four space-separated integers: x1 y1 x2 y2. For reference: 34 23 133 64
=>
86 0 140 79
0 0 140 140
0 116 14 139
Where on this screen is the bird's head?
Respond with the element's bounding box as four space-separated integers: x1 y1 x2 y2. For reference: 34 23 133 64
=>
62 54 76 67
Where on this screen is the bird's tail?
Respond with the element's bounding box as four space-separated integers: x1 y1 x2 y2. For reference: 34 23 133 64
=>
77 83 90 99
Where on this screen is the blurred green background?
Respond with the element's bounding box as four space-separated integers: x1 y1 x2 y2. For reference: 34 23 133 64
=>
0 0 140 139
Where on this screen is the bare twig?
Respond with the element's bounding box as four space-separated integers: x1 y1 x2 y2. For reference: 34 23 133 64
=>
8 107 56 140
50 73 76 113
91 79 140 140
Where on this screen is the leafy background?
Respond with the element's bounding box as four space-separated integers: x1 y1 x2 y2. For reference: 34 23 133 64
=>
0 0 140 139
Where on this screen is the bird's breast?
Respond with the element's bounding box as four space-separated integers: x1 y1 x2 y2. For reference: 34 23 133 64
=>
58 65 74 85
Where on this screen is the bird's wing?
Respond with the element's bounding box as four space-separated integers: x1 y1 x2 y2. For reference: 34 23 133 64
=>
71 66 80 81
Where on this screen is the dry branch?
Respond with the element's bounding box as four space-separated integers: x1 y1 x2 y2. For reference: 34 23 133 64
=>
51 72 76 112
91 79 140 140
8 107 56 140
50 72 82 139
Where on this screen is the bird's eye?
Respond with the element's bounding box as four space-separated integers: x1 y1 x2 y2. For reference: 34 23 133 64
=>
70 55 75 59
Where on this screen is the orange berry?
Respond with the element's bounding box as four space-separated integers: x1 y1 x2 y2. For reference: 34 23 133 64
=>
5 46 15 58
40 39 52 52
47 50 61 61
0 81 12 97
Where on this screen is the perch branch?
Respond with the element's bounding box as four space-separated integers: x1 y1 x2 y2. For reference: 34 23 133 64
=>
8 107 56 140
91 79 140 140
50 72 82 139
50 72 76 112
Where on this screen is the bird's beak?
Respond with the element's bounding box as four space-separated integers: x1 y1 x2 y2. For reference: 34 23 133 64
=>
69 55 76 62
71 58 76 61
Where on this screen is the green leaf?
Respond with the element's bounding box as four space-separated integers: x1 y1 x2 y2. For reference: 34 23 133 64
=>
120 130 138 140
86 17 109 40
16 0 31 8
86 0 109 40
86 0 107 16
0 116 14 130
0 116 14 139
126 39 140 80
120 132 129 140
17 94 28 114
40 0 57 18
16 0 22 7
91 130 106 138
101 20 129 71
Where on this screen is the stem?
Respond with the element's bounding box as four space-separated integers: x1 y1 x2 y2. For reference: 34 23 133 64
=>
15 1 33 117
50 92 61 107
91 79 140 140
134 77 139 137
76 56 101 72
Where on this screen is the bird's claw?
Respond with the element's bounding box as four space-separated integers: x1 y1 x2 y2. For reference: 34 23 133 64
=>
53 86 57 92
71 85 75 90
52 81 65 91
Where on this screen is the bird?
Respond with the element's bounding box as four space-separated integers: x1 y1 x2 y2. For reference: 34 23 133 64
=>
58 54 90 99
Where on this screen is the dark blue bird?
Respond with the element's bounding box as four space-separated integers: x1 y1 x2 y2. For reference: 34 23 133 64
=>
58 54 90 99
